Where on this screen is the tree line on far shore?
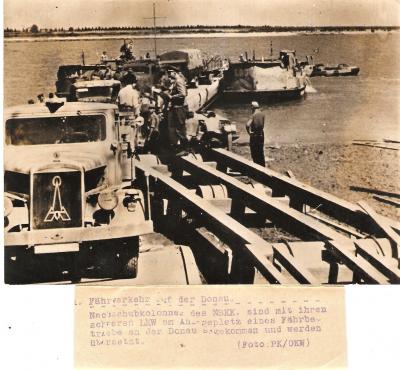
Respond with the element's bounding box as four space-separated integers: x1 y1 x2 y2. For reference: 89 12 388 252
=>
4 24 400 37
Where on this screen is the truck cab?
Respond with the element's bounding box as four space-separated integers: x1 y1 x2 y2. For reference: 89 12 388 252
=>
4 101 152 283
55 64 121 103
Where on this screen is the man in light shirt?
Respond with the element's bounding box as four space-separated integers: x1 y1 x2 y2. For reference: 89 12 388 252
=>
117 82 140 117
246 101 266 167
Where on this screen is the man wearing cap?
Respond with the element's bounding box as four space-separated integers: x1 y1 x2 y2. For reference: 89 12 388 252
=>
159 69 171 90
113 65 124 81
91 66 103 80
168 69 188 153
122 68 137 85
246 101 266 167
99 65 112 80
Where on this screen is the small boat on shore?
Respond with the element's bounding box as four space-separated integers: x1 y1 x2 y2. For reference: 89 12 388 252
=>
311 63 360 77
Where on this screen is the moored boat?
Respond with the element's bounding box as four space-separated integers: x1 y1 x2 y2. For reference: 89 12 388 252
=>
311 63 360 77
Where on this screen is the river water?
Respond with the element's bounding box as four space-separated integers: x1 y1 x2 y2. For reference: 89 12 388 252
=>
4 32 400 144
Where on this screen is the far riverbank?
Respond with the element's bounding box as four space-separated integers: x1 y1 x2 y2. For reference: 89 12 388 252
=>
4 29 399 43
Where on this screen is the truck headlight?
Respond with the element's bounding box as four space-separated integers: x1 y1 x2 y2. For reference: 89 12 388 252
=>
4 197 13 217
123 195 137 212
98 189 118 211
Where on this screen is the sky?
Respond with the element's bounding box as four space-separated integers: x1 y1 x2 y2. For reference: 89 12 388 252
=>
4 0 400 30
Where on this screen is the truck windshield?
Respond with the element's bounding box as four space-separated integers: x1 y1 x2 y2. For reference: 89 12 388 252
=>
5 115 106 145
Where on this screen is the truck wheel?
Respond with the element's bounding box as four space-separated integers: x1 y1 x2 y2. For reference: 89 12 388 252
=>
118 256 138 279
113 237 139 279
91 237 139 279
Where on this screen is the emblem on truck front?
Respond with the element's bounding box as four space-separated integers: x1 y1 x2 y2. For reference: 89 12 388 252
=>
44 176 71 222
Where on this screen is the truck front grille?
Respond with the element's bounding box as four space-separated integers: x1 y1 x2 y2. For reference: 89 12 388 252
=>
31 170 83 230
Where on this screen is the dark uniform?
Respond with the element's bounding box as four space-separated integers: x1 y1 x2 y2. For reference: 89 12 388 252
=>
168 74 188 151
122 69 137 85
144 110 161 154
120 42 134 61
113 68 123 81
159 73 171 90
246 109 265 167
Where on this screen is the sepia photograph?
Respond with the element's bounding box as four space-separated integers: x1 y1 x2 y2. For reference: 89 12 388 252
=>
3 0 400 286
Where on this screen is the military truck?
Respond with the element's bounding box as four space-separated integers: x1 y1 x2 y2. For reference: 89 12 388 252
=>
4 101 199 284
55 64 121 103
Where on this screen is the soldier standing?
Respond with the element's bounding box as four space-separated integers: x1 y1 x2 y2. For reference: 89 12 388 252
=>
120 39 135 61
144 104 161 154
168 70 188 154
246 101 266 167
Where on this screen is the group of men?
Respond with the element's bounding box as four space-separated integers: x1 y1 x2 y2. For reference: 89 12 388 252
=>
33 50 267 164
92 63 159 84
116 65 267 164
100 40 151 65
116 67 191 155
28 93 64 105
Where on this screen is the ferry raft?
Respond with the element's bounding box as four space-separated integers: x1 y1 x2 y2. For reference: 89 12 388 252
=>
221 50 307 102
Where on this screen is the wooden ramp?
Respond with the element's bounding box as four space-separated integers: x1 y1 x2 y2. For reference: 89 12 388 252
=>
133 150 400 285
